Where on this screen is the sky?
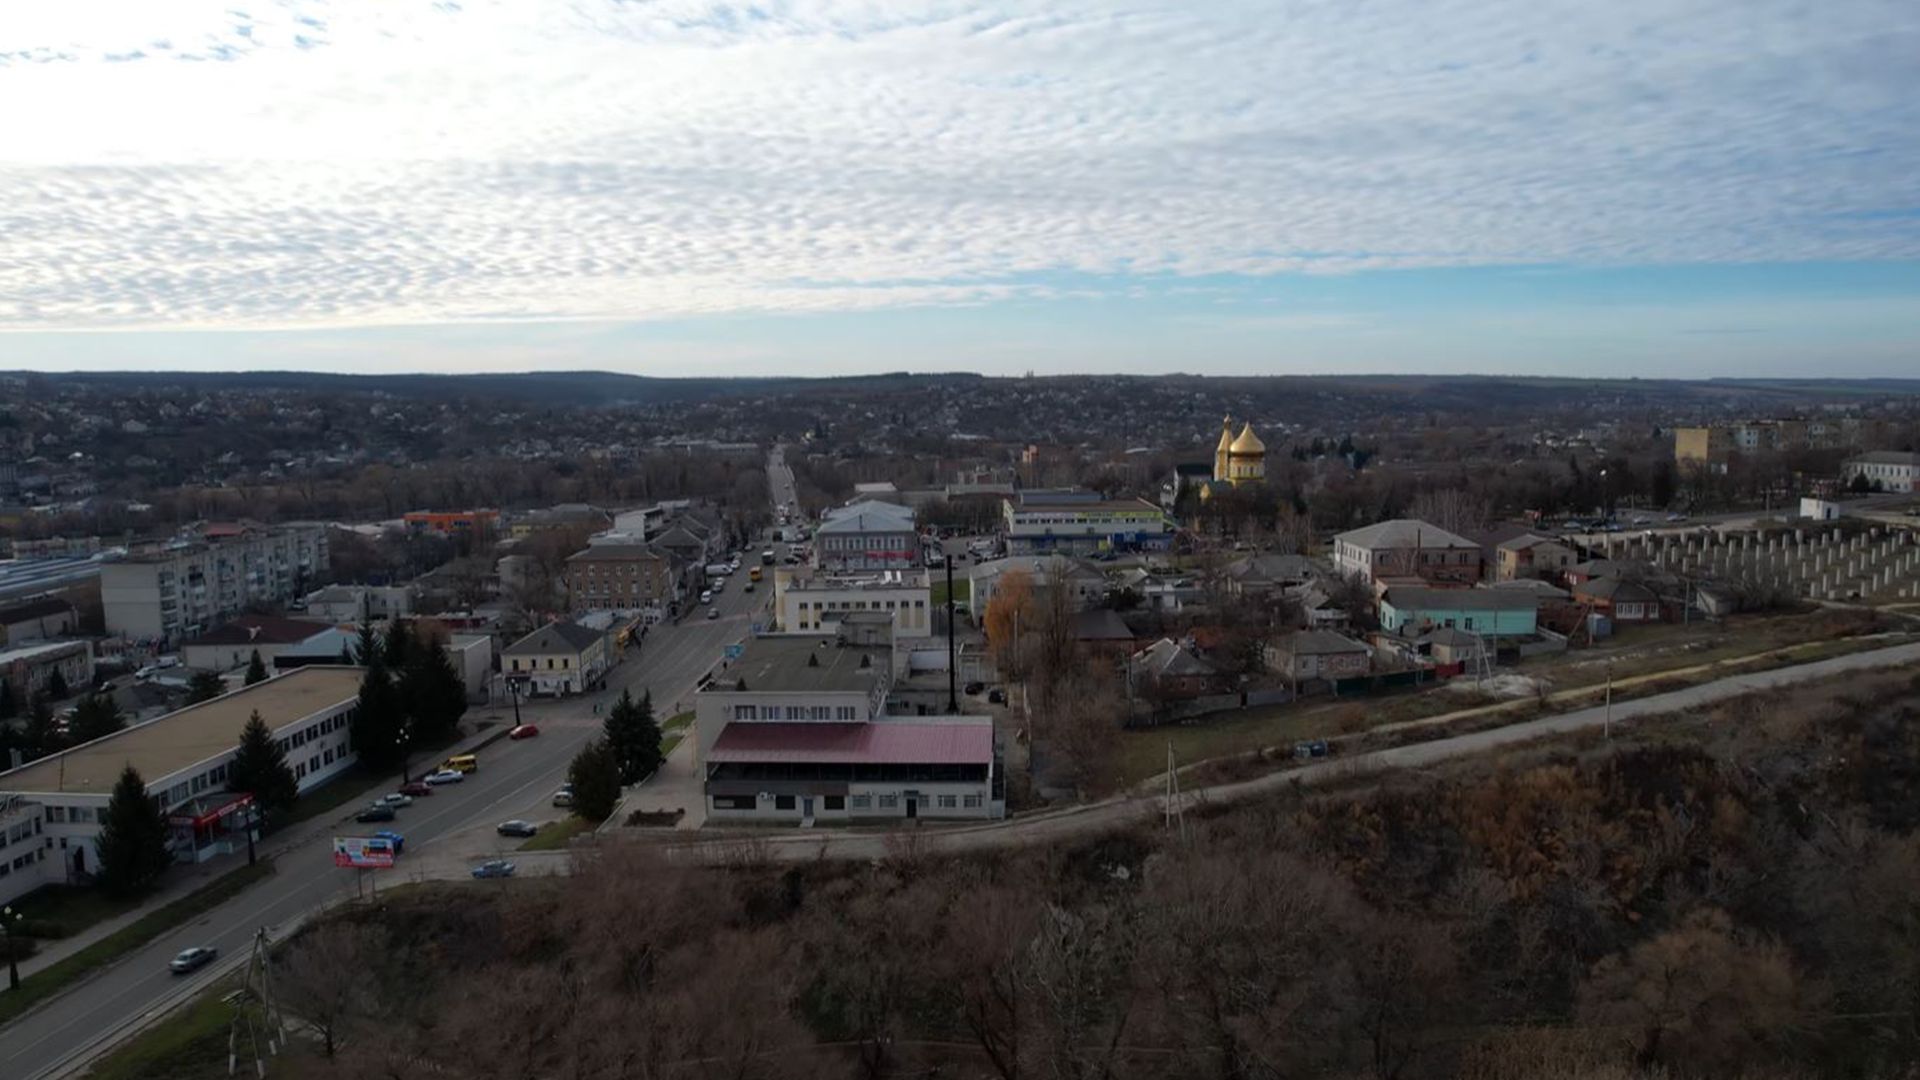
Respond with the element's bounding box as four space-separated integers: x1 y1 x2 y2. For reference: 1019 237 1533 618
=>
1 0 1917 378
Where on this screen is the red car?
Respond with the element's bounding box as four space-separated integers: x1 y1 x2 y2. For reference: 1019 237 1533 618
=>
398 781 433 797
509 724 540 740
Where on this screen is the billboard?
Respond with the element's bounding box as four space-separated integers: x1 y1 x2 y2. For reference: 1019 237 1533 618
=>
332 836 396 869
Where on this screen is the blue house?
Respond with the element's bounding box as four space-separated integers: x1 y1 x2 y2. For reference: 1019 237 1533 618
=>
1379 586 1538 639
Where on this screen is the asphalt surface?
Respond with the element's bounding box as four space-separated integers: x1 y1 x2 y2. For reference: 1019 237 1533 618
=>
3 565 772 1080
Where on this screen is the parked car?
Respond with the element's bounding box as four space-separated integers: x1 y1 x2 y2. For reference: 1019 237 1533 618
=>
987 688 1006 704
373 829 406 855
1293 739 1332 760
169 946 218 974
707 607 719 619
424 769 465 785
496 819 539 838
552 785 575 808
471 859 516 879
376 793 413 808
699 589 713 604
509 723 540 740
355 804 397 823
964 681 985 695
399 781 434 798
743 582 755 592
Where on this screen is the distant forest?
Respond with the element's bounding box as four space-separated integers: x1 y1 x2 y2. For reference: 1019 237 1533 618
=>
255 667 1920 1080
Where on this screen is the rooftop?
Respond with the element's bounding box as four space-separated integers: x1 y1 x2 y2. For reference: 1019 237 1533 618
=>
0 639 89 665
0 666 363 797
1009 495 1163 514
1384 586 1538 611
1335 519 1480 550
1278 629 1370 655
705 634 890 694
0 596 76 623
184 614 331 648
504 621 605 655
567 543 665 563
707 719 992 766
1848 450 1920 466
816 501 917 534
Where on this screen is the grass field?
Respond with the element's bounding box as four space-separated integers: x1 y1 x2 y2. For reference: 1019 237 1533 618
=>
519 817 594 852
0 862 275 1027
931 578 972 607
81 977 261 1080
7 885 148 941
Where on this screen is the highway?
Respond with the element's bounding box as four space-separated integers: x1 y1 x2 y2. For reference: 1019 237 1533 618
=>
2 543 773 1080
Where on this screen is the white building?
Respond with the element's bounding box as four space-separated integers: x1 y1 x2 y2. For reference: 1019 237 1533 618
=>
695 626 1004 824
1331 519 1483 584
0 639 94 706
100 524 329 645
969 555 1109 616
772 567 933 638
0 796 55 906
814 500 921 571
1842 451 1920 494
502 621 609 697
0 666 363 904
302 583 413 623
1001 492 1171 555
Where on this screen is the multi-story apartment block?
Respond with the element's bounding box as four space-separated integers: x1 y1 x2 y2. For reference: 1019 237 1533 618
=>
1675 418 1889 470
564 543 675 615
100 524 329 645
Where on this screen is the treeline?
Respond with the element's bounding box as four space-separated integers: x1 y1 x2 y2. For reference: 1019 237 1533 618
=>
268 672 1920 1080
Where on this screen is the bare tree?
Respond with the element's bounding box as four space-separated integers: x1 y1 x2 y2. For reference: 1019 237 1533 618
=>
276 922 384 1059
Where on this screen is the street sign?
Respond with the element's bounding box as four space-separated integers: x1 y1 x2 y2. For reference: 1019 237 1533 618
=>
333 836 396 869
724 643 745 661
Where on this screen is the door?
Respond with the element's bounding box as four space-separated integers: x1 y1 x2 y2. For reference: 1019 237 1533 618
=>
801 797 814 818
905 798 918 819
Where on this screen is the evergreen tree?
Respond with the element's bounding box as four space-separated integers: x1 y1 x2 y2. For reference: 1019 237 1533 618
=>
354 620 382 669
245 650 269 686
566 738 622 822
68 692 125 744
21 696 61 760
45 669 68 700
0 679 14 721
351 666 403 773
399 634 467 744
382 618 412 671
339 641 356 666
602 689 663 785
95 765 172 897
186 670 226 705
228 710 298 818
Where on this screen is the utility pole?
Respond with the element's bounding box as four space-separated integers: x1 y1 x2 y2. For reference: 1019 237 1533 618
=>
945 554 958 713
1604 657 1614 740
2 906 20 991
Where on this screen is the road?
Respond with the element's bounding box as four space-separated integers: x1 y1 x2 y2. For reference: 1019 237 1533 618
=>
3 565 772 1080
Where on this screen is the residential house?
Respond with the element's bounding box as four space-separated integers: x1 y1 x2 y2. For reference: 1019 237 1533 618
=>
1571 577 1661 623
1496 534 1579 582
1265 630 1371 683
502 621 609 696
99 523 329 645
1332 519 1483 585
1415 627 1487 666
302 583 413 624
1072 609 1139 662
1129 637 1222 699
0 597 78 646
1296 584 1349 629
181 615 330 673
1378 586 1538 639
970 555 1108 616
1223 553 1321 597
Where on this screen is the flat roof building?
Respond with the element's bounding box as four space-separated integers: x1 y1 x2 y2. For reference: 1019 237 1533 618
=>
1002 492 1171 555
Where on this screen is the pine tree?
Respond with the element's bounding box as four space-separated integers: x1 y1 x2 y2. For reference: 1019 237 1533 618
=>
566 738 622 822
95 765 172 897
245 650 269 686
339 641 356 666
351 666 403 772
603 689 663 785
382 618 412 671
354 620 382 669
186 670 225 705
398 633 467 745
68 692 125 744
21 696 61 760
228 710 298 818
0 679 14 721
45 669 69 700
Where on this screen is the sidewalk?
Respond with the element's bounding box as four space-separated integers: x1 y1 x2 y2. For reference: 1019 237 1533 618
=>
13 717 514 982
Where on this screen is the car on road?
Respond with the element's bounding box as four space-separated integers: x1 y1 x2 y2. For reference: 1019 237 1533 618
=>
987 688 1006 704
373 829 406 854
743 581 755 592
376 793 413 808
1666 512 1689 522
1293 739 1333 760
472 859 516 879
496 819 539 838
424 768 465 785
355 804 397 823
399 781 434 798
699 589 713 604
509 723 540 739
707 607 719 619
552 785 574 807
168 946 218 974
964 681 985 695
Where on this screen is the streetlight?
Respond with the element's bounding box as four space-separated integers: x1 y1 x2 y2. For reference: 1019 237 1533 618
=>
396 720 414 785
2 905 21 991
1604 656 1614 740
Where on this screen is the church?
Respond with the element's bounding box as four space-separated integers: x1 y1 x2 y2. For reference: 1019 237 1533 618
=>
1161 415 1268 508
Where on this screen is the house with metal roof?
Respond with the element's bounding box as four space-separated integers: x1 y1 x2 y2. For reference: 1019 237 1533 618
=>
503 620 609 696
1378 586 1538 639
1332 519 1484 584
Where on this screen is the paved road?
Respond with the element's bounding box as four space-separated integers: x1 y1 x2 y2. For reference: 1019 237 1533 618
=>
3 589 766 1080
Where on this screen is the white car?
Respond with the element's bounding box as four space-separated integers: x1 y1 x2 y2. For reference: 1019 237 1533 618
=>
424 768 465 785
377 793 413 808
699 589 713 604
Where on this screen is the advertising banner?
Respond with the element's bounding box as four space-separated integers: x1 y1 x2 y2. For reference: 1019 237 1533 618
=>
332 836 396 869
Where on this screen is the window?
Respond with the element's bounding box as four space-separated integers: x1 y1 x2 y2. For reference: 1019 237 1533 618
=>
823 795 845 811
774 795 796 810
46 806 65 824
811 706 830 721
835 706 857 720
878 794 899 808
963 795 983 808
70 806 93 824
938 795 958 809
735 704 758 720
850 795 871 809
713 794 755 811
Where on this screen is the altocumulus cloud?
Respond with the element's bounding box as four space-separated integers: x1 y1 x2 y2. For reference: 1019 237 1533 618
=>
0 0 1916 330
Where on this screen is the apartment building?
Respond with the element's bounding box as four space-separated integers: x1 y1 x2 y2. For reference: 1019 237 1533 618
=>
564 543 675 615
773 568 933 638
1674 418 1889 469
0 667 363 903
815 500 921 571
1842 451 1920 494
100 524 329 645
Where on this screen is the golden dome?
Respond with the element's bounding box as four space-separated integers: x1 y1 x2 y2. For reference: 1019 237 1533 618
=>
1228 422 1266 455
1215 415 1235 453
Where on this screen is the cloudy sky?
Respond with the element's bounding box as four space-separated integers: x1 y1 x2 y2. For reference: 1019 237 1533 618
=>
2 0 1917 377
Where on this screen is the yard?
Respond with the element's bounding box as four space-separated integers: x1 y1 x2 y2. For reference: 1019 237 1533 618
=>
930 577 972 608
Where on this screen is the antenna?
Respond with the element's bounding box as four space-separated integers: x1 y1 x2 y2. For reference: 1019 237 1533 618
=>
229 926 285 1077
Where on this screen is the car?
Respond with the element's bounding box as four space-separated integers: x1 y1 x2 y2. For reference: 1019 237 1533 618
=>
509 723 541 740
699 589 713 604
496 819 539 838
708 607 719 619
169 946 218 974
1293 739 1332 760
373 829 406 854
987 688 1006 704
376 793 413 808
1666 512 1688 522
743 581 755 592
355 804 397 823
472 859 516 879
399 781 434 797
552 785 575 808
964 681 985 695
424 768 465 785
